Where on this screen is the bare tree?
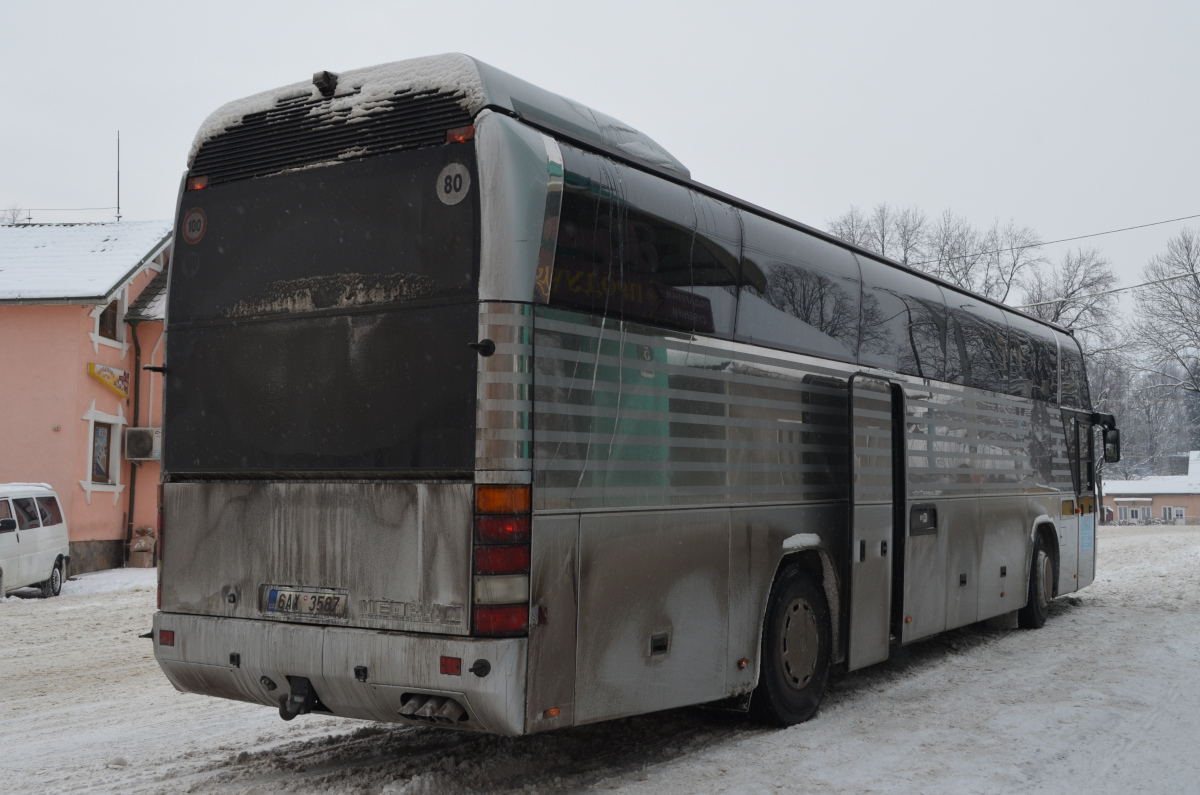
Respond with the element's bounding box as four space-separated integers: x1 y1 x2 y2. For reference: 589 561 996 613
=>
1021 246 1119 353
921 210 986 291
891 205 928 267
865 203 894 259
3 205 26 225
828 203 928 267
826 205 870 248
1130 227 1200 394
976 219 1045 304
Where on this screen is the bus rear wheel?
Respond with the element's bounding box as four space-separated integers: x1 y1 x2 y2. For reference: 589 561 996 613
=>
749 562 831 726
1018 534 1054 629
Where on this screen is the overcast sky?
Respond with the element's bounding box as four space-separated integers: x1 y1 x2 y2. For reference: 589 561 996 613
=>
3 1 1197 301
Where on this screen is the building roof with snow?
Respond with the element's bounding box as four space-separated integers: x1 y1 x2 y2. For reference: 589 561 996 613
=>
125 265 169 321
0 221 172 304
1104 451 1200 496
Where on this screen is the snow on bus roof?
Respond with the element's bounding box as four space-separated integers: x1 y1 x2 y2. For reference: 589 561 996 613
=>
188 53 689 179
0 221 172 303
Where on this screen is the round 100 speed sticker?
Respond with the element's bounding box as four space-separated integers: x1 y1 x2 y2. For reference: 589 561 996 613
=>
436 163 471 206
182 208 207 244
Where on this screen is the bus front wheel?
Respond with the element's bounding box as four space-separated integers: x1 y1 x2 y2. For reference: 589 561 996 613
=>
749 563 831 726
1018 533 1054 629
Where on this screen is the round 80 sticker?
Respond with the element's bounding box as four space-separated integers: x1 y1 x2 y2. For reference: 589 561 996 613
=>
182 208 207 244
436 163 471 206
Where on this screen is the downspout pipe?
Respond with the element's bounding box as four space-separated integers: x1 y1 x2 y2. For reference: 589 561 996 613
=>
125 318 142 565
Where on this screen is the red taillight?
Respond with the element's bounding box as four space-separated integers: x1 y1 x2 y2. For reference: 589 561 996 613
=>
185 174 209 191
474 545 531 575
472 604 528 636
473 484 532 637
475 515 531 545
159 629 175 647
446 125 475 143
440 656 462 676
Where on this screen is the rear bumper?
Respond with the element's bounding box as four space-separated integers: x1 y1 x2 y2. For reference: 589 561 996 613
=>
152 612 527 735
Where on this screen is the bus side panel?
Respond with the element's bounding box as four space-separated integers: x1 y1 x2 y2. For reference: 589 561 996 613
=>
573 508 729 725
977 495 1030 621
525 514 579 733
903 519 948 642
943 498 981 630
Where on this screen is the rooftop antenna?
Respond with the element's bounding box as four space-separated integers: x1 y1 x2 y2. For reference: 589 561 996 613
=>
116 131 121 223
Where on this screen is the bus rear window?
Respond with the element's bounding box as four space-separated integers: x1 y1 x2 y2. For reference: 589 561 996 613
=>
170 145 478 324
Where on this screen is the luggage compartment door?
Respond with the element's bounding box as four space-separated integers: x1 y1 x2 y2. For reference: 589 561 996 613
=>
847 376 898 672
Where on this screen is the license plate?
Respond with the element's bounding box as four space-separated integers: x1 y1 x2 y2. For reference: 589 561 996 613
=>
265 587 348 619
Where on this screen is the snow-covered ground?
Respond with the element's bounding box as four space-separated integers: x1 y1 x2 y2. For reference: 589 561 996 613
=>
2 525 1198 794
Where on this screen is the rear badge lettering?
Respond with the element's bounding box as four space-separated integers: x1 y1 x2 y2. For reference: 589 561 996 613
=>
361 599 464 626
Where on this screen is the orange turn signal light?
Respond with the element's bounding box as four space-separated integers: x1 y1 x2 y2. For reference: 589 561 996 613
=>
543 707 561 719
186 174 209 191
446 125 475 143
476 484 531 515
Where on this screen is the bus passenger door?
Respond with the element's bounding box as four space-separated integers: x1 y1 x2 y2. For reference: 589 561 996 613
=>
1058 413 1083 594
847 376 900 671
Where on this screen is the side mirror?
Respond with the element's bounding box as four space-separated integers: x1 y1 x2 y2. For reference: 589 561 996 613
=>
0 518 15 532
1104 428 1121 463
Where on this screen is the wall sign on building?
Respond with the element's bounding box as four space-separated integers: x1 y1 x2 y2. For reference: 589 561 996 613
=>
88 363 131 399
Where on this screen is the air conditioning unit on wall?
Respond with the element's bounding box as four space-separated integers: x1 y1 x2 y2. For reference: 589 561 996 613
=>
125 427 163 461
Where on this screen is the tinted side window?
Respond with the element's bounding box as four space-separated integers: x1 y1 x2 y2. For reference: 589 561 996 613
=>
37 497 63 526
1007 313 1058 402
857 257 948 378
0 499 12 525
736 213 861 362
13 498 41 530
946 299 1009 393
551 145 739 334
1058 331 1089 409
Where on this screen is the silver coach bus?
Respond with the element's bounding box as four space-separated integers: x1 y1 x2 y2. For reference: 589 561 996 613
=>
153 54 1120 734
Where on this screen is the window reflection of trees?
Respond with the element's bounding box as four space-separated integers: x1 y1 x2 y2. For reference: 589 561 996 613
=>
751 260 859 347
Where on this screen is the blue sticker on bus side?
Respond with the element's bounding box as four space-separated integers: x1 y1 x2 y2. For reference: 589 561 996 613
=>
267 589 279 611
1080 515 1094 553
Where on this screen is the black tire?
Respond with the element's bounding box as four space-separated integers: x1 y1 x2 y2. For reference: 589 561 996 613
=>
749 562 832 726
1018 534 1054 629
39 559 63 599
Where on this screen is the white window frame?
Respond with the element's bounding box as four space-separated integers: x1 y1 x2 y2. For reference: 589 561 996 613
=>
1163 506 1173 521
1118 506 1129 521
1175 507 1186 518
79 398 127 505
89 287 130 358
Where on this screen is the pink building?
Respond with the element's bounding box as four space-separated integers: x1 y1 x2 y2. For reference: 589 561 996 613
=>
0 221 172 573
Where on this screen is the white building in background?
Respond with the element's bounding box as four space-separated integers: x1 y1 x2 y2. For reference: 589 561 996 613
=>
1103 451 1200 525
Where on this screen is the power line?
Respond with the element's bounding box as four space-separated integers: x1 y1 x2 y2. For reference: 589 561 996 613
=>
911 212 1200 266
1017 271 1198 309
22 206 119 211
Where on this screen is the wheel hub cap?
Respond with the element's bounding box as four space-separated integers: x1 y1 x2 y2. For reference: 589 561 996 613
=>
779 596 819 690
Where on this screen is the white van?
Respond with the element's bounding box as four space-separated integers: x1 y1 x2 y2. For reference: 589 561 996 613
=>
0 483 70 598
